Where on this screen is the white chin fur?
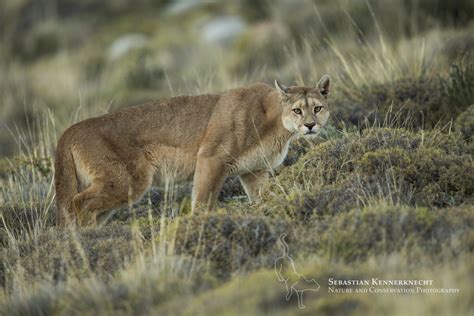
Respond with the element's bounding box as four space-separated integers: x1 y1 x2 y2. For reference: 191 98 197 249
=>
305 132 319 138
283 119 298 132
300 127 320 137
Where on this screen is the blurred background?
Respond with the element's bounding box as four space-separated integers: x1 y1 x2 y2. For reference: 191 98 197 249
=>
0 0 473 158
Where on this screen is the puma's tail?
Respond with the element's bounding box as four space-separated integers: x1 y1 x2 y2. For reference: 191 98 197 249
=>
54 133 78 227
278 233 290 257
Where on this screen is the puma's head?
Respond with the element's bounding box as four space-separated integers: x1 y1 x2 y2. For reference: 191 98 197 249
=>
275 75 331 137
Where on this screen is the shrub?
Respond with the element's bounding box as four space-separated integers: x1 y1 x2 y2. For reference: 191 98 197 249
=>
260 128 473 219
416 0 474 27
314 204 474 262
442 59 474 115
455 104 474 140
333 60 474 129
442 30 474 60
0 251 217 316
15 20 63 61
0 155 55 247
232 21 289 75
332 77 446 128
0 224 138 288
284 124 340 167
125 52 165 90
170 212 291 279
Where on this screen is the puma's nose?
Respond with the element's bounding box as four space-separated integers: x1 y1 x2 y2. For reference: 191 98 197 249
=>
304 123 316 130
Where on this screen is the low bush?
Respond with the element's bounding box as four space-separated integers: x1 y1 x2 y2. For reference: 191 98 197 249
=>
0 224 137 288
332 78 444 128
332 59 474 129
442 60 474 115
261 128 473 219
170 212 291 279
314 204 474 262
455 104 474 140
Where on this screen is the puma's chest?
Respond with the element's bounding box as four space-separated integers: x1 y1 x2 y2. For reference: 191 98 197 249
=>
234 139 291 174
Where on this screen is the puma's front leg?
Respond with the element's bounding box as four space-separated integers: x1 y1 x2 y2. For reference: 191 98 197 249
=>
239 170 269 204
192 156 227 212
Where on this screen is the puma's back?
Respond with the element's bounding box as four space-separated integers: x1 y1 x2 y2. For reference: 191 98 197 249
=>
69 93 221 150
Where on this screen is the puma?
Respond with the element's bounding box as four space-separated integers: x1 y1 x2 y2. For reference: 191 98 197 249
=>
54 75 331 226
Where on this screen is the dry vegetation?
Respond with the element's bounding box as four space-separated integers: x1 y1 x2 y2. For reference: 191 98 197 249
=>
0 0 473 315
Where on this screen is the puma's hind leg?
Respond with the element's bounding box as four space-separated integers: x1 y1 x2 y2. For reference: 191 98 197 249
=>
73 163 153 226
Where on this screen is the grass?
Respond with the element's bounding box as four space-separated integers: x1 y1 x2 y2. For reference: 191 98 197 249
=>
0 0 473 315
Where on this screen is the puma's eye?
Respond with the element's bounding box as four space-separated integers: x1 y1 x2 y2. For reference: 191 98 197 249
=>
293 108 302 115
314 106 323 113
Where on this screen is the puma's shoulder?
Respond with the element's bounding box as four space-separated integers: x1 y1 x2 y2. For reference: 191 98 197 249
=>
227 82 274 98
217 82 276 112
246 82 274 91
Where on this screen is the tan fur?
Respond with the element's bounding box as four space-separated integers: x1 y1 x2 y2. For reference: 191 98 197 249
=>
54 76 331 227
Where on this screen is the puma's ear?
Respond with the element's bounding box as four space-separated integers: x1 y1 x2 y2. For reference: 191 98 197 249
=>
274 79 289 96
317 74 331 98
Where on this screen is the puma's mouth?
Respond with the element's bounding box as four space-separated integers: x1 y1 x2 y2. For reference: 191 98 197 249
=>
302 126 324 137
303 129 318 136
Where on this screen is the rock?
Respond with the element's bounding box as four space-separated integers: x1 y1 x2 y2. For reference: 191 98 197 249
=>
165 0 204 15
201 16 246 45
107 34 148 60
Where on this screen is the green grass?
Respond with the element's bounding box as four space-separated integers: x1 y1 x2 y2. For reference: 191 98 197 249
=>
0 1 473 315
